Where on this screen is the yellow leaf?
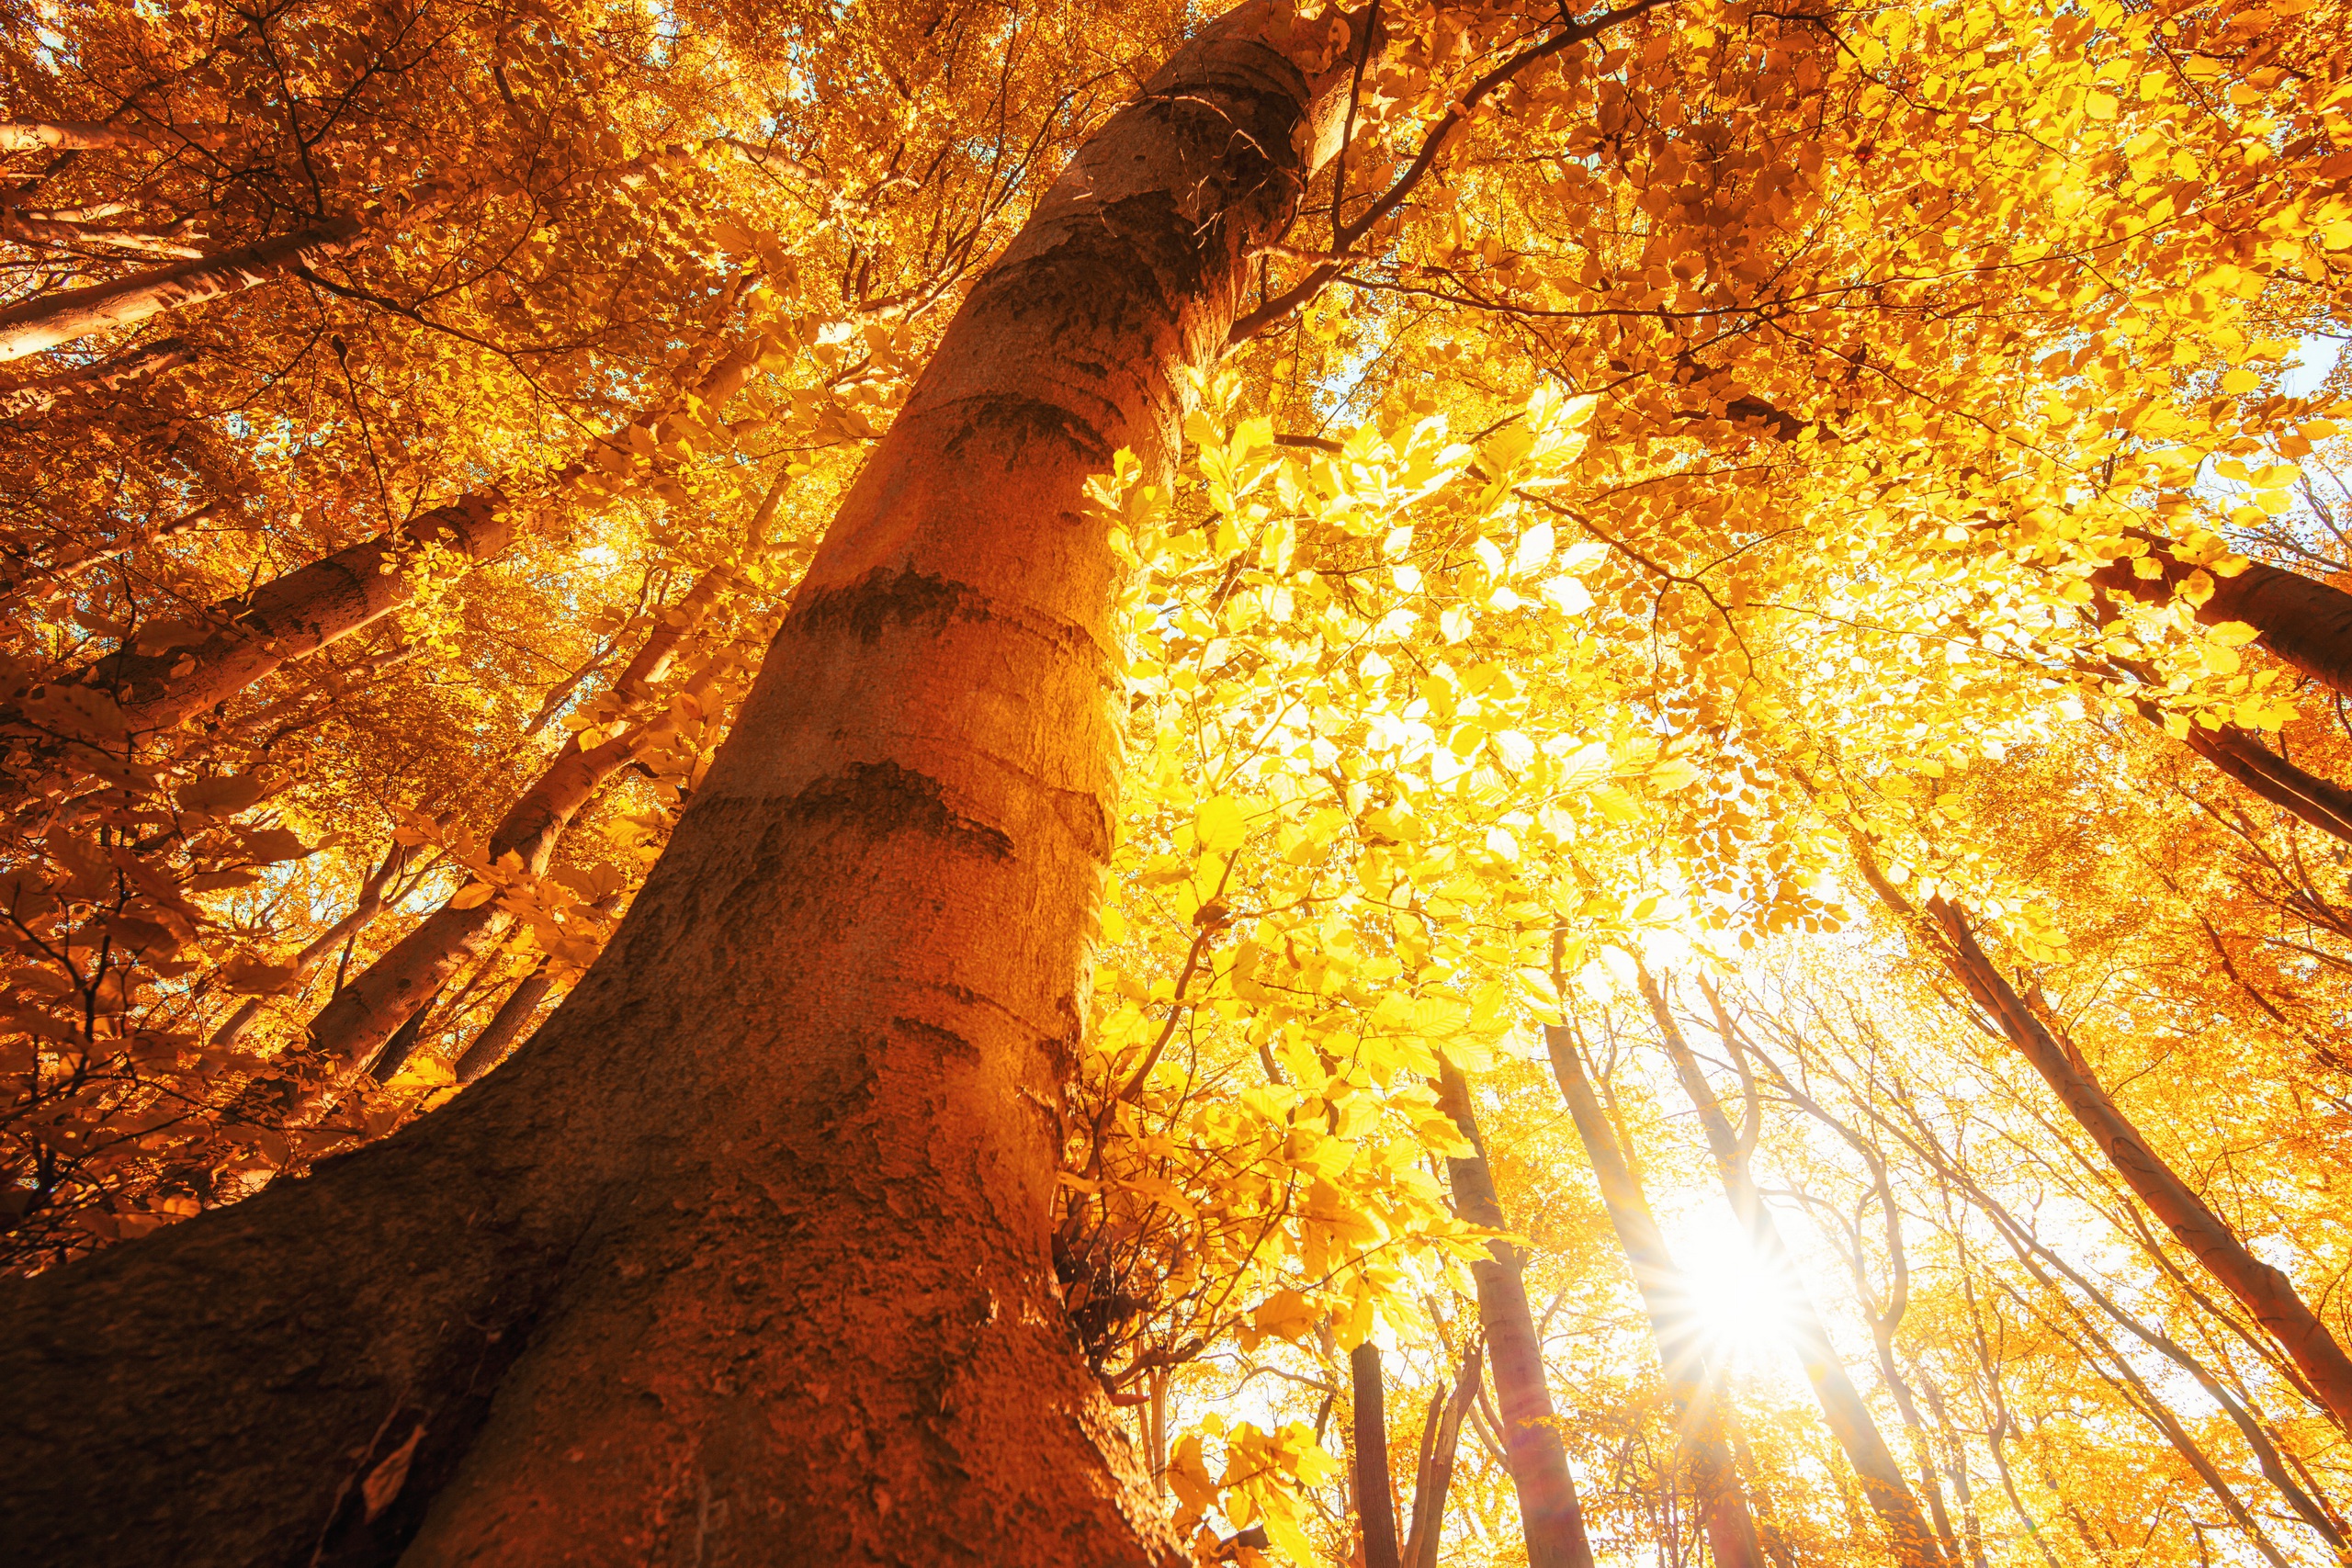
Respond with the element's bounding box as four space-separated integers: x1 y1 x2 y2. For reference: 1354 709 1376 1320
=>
448 882 499 910
1195 795 1249 852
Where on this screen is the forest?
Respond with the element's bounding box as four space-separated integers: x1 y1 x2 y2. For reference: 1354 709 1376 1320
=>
1 0 2348 1562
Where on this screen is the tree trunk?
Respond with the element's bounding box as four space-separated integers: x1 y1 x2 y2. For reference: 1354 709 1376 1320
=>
1403 1343 1482 1568
1352 1340 1406 1568
2093 534 2352 699
300 727 640 1085
209 840 410 1049
1434 1056 1595 1568
0 334 196 418
1849 847 2352 1437
304 565 728 1081
5 491 507 773
1633 965 1947 1568
0 119 222 152
449 956 553 1085
2164 707 2352 845
0 217 366 361
1542 1023 1766 1568
0 6 1367 1563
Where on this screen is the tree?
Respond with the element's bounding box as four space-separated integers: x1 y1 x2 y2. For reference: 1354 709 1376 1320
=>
2 5 1380 1561
6 0 2352 1562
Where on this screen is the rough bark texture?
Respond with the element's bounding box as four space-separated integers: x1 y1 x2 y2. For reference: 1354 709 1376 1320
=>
0 7 1365 1563
1352 1340 1406 1568
1851 851 2352 1438
2093 534 2352 699
1435 1057 1594 1568
0 217 365 361
1634 967 1946 1568
1542 1024 1766 1568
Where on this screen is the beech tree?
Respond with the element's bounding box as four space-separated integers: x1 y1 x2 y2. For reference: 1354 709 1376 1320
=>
5 0 2352 1564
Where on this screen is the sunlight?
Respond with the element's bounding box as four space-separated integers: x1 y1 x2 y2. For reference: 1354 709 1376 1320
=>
1675 1224 1814 1372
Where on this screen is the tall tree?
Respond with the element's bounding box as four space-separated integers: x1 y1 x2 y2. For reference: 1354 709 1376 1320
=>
1634 962 1946 1567
0 5 1378 1560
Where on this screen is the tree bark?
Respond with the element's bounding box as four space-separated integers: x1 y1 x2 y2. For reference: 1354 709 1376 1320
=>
304 565 728 1082
0 6 1368 1562
1633 964 1947 1568
449 956 553 1085
0 334 196 417
209 841 410 1049
0 119 223 152
1434 1056 1595 1568
1542 1022 1766 1568
2162 706 2352 845
1848 847 2352 1438
0 217 366 361
1351 1340 1405 1568
299 727 639 1088
3 491 507 773
1402 1343 1482 1568
2093 533 2352 699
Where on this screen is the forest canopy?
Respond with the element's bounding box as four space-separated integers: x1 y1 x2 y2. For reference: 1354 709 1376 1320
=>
3 0 2351 1564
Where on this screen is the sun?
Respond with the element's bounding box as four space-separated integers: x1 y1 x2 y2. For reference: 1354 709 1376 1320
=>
1677 1226 1815 1371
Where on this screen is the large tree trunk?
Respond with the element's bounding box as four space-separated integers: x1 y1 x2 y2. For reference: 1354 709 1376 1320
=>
2093 532 2352 699
1632 964 1947 1568
1848 848 2352 1437
1433 1056 1596 1568
0 217 365 361
1542 1022 1767 1568
0 6 1366 1563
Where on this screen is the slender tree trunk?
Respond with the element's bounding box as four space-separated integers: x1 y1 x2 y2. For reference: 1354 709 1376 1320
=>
1352 1340 1406 1568
6 490 507 765
209 840 410 1048
299 727 639 1085
0 7 1368 1563
1543 1022 1766 1568
1633 965 1947 1568
0 218 366 361
1848 847 2352 1437
450 956 555 1084
2168 709 2352 844
1403 1343 1482 1568
0 119 222 151
2094 533 2352 699
304 566 728 1080
0 334 196 417
1917 1374 1993 1568
1899 1098 2351 1555
1434 1056 1595 1568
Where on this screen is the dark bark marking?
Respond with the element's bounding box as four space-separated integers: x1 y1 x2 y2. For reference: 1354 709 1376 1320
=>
941 393 1114 468
790 569 990 646
783 761 1015 862
892 1017 982 1065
